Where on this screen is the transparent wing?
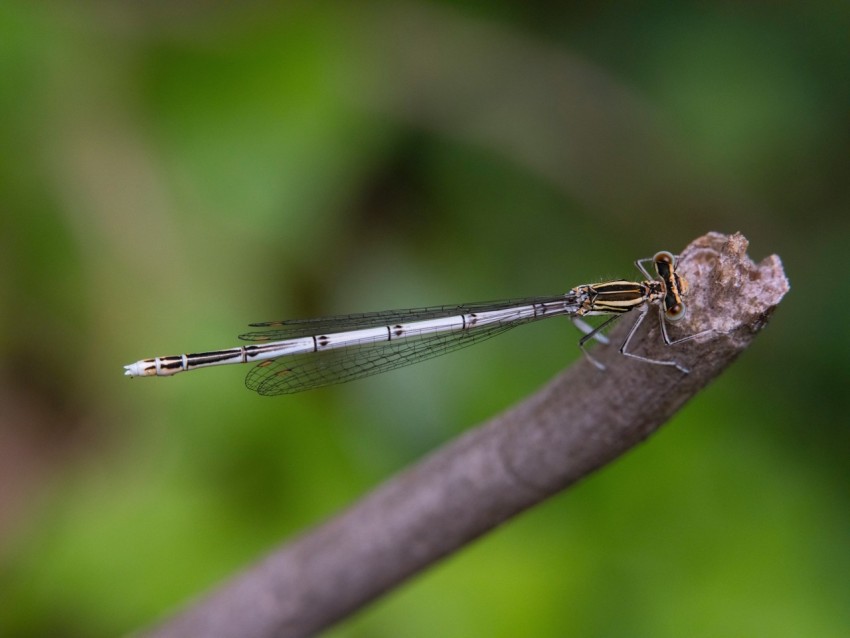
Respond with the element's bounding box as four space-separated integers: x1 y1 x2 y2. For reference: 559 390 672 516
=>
244 308 558 396
239 295 572 341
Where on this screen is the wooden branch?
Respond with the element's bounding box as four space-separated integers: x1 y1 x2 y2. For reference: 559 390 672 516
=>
140 232 789 638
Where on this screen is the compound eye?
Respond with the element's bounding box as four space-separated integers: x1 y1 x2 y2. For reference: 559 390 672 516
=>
666 302 686 322
654 251 675 265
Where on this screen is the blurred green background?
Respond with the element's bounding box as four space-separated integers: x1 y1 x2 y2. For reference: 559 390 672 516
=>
1 1 847 636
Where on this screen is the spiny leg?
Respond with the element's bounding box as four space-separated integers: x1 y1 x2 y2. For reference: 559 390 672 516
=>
634 256 656 280
659 313 717 347
619 306 689 373
571 316 611 345
572 314 621 370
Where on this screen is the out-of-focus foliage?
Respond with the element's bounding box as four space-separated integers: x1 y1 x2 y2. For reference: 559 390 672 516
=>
1 1 847 636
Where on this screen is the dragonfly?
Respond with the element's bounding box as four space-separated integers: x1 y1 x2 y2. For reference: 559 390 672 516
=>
124 251 694 396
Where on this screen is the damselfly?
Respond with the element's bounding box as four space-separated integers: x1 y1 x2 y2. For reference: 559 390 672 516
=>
124 251 694 395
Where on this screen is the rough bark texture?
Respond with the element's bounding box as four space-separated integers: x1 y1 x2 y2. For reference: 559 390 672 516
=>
141 232 789 638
